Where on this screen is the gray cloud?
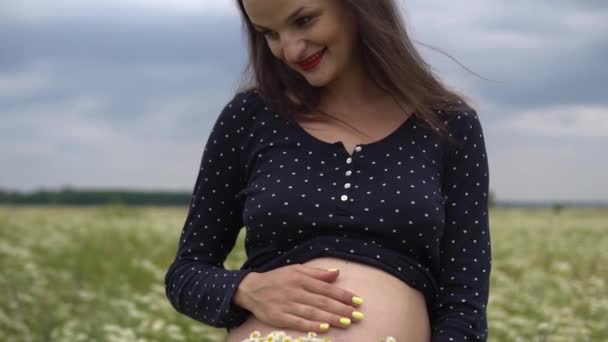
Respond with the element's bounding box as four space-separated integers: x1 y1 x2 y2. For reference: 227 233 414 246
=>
407 0 608 112
0 15 245 69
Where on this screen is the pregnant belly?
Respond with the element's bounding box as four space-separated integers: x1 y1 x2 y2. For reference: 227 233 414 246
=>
226 257 431 342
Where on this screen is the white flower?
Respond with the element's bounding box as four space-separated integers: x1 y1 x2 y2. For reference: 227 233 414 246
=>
250 331 262 339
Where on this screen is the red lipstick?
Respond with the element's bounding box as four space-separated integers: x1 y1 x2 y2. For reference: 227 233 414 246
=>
297 48 327 71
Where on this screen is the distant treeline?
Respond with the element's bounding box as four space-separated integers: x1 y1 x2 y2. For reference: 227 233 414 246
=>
0 188 191 206
2 188 603 209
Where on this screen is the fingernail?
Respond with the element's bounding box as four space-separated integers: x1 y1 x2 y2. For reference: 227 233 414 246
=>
352 296 363 305
352 311 364 320
327 268 339 272
339 317 351 326
320 323 330 331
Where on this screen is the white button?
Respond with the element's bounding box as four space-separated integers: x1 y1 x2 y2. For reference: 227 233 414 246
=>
346 157 352 164
355 146 362 152
345 170 352 176
344 183 351 189
340 195 348 201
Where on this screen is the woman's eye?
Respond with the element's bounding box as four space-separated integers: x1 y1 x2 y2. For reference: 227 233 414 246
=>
260 16 314 40
296 16 313 27
262 31 279 40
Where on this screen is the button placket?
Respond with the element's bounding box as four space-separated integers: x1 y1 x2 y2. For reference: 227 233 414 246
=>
338 145 362 209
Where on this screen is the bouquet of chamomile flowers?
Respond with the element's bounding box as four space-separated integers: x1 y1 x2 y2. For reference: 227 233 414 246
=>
240 330 327 342
240 330 397 342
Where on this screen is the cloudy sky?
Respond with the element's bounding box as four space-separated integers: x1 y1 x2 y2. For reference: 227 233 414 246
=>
1 0 606 203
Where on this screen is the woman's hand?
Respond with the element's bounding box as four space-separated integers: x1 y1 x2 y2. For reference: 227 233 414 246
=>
235 264 363 333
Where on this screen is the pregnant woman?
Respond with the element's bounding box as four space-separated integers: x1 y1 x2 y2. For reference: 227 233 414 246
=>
164 0 492 341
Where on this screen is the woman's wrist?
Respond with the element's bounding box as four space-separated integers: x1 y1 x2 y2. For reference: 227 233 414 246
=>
234 271 261 310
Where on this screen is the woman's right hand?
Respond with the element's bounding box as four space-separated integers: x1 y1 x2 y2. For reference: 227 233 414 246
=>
235 264 363 333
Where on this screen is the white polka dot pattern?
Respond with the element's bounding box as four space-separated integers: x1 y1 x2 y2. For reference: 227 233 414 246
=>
164 90 492 342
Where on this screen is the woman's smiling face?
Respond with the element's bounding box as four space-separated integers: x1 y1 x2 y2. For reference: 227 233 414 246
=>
242 0 358 87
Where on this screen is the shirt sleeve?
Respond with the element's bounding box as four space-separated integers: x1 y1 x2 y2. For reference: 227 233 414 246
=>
431 109 493 341
164 90 257 329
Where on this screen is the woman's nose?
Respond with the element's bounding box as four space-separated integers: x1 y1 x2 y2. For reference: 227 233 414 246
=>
281 36 307 64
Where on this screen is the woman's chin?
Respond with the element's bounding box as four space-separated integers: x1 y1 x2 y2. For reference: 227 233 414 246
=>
303 70 331 87
307 79 327 87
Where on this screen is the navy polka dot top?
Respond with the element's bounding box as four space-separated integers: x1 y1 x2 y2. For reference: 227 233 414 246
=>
164 89 492 341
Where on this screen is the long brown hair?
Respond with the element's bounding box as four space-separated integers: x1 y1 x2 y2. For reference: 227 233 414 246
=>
234 0 472 145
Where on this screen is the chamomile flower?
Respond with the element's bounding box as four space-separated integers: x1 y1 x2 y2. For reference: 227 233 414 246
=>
272 330 287 339
250 331 262 339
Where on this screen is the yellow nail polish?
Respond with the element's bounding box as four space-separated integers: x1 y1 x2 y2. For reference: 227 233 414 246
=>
352 311 364 320
339 317 351 326
320 323 330 331
352 296 363 305
327 268 339 272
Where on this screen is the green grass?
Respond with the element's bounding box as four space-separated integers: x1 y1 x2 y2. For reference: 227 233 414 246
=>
0 205 606 341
